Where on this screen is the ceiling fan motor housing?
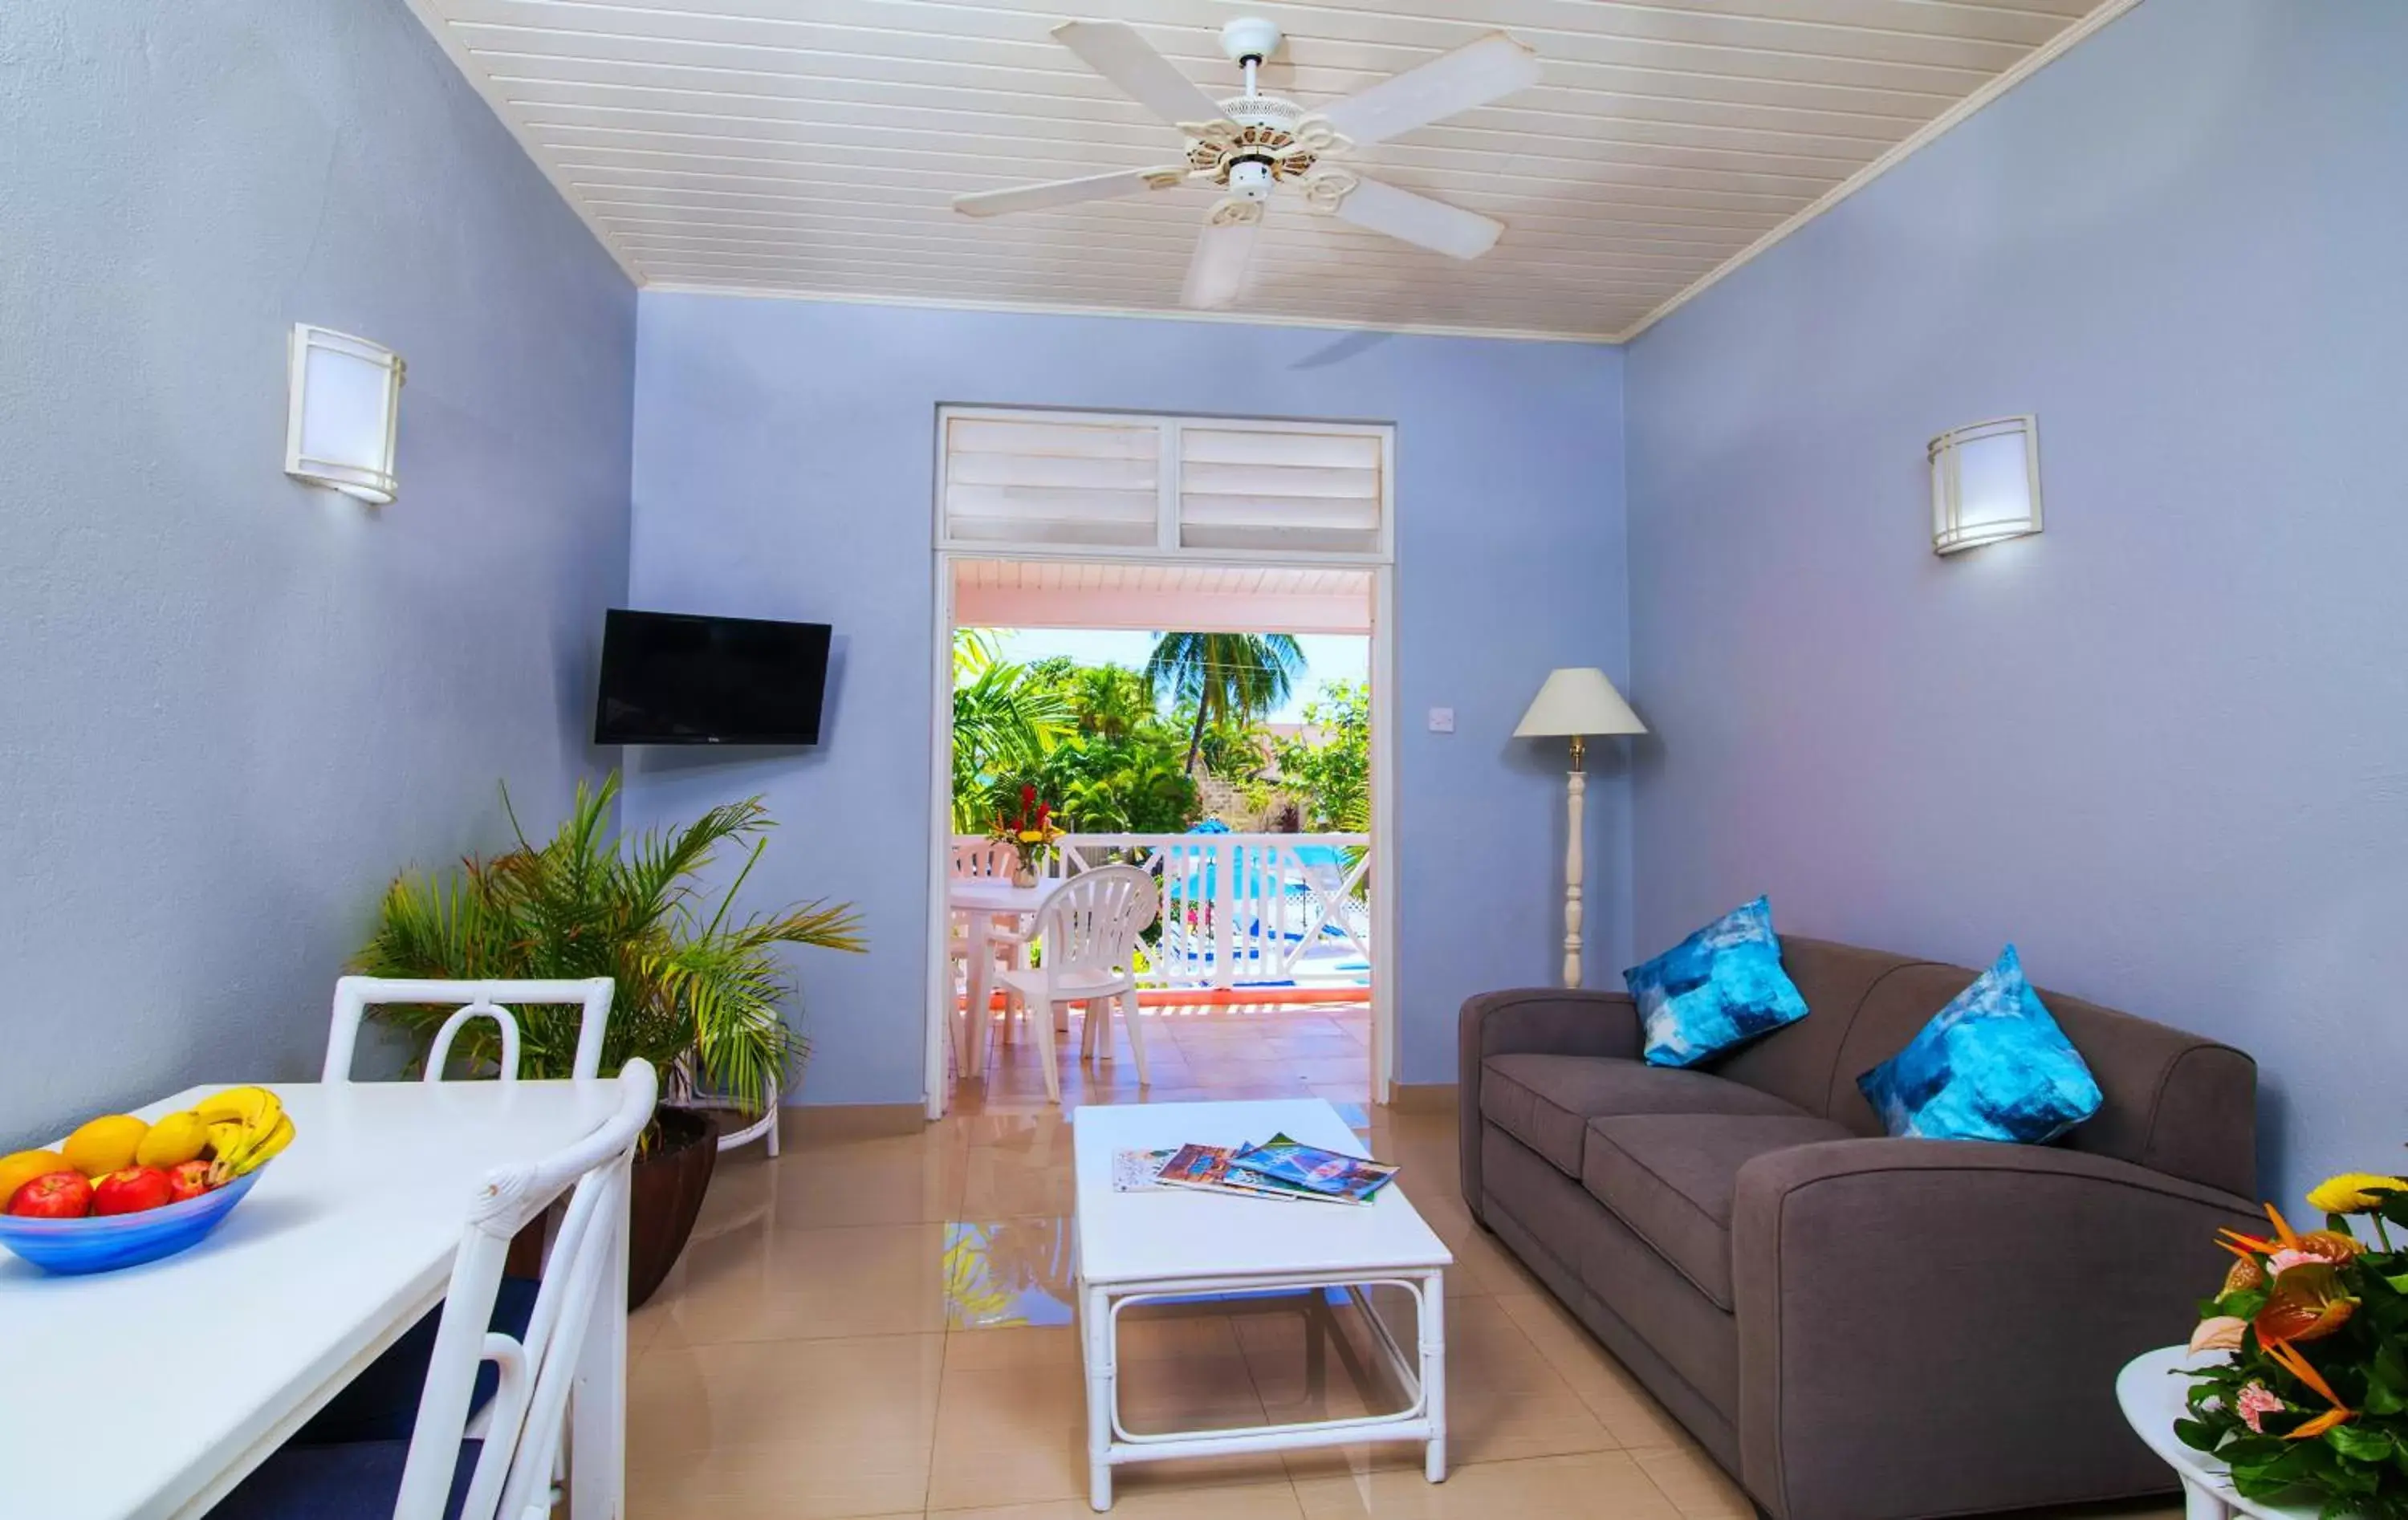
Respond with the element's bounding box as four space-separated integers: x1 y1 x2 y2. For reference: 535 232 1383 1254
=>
1191 92 1315 201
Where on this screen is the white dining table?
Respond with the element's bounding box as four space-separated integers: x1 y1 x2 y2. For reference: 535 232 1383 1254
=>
949 876 1065 1075
0 1077 631 1520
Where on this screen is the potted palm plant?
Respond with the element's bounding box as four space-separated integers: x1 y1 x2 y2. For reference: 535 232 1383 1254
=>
355 771 863 1305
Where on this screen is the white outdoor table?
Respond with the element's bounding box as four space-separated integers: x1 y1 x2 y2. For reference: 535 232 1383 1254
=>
1071 1099 1452 1511
2117 1345 2317 1520
0 1078 631 1520
950 876 1066 1075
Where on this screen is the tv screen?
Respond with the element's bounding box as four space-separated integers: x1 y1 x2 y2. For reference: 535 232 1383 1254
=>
594 609 832 746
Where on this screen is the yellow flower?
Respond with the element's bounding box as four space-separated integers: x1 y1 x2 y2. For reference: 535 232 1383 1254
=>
2305 1173 2408 1215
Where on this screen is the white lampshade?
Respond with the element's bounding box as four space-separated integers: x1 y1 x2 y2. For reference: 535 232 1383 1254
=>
1515 668 1645 738
1930 416 2040 555
285 323 405 505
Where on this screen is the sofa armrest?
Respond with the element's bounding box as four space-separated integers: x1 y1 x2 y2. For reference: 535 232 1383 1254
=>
1730 1138 2258 1520
1458 990 1641 1219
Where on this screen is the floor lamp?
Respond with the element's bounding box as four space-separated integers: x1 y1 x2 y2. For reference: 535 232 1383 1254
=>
1515 668 1647 989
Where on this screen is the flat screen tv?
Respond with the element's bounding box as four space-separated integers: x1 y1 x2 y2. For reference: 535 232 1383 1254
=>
593 608 832 746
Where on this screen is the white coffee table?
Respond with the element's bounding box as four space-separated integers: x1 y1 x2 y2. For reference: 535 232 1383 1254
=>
1071 1099 1453 1512
2116 1345 2316 1519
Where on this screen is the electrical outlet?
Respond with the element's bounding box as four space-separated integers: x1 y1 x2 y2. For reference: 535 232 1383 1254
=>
1427 707 1456 734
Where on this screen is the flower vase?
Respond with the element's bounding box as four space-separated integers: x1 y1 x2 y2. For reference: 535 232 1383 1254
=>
1011 862 1039 888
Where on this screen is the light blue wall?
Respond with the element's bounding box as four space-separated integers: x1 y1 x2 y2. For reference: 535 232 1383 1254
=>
626 295 1628 1104
0 1 635 1143
1625 0 2406 1201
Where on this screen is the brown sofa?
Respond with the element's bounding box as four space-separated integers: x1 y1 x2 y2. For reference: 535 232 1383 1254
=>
1458 936 2260 1520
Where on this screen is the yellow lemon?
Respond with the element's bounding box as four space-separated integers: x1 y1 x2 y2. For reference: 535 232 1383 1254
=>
61 1115 149 1179
134 1111 210 1169
0 1149 71 1203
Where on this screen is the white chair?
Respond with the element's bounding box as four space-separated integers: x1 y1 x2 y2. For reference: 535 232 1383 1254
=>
948 839 1041 1074
323 976 615 1084
211 1059 657 1520
994 865 1158 1104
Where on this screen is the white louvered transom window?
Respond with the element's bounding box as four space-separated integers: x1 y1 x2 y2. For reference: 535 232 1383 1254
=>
939 407 1390 563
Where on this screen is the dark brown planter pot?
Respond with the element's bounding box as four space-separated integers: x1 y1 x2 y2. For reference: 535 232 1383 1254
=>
628 1105 718 1310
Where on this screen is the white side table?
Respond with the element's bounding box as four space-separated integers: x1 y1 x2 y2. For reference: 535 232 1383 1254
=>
2116 1345 2318 1520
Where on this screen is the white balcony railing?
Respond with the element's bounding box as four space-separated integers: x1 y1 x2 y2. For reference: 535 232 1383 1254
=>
954 831 1370 992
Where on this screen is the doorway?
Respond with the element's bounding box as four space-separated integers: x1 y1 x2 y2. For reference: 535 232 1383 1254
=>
926 555 1396 1117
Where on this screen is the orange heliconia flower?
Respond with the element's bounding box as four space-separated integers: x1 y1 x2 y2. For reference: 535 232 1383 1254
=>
2264 1339 2356 1441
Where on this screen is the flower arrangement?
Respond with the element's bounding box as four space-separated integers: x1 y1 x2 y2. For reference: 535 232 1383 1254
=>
2177 1170 2408 1515
991 783 1064 883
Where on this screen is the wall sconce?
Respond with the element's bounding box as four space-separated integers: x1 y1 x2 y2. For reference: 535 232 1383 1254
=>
284 323 404 504
1930 415 2040 555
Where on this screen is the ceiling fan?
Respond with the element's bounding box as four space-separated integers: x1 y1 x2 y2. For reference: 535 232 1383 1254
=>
953 18 1542 309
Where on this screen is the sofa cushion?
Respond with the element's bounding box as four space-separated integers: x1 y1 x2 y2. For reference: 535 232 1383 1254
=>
1580 1112 1853 1309
1482 1054 1810 1178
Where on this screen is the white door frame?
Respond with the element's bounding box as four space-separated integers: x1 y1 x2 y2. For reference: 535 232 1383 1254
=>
924 551 1400 1117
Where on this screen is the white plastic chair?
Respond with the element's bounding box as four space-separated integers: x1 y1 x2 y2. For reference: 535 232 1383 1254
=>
323 977 614 1084
993 864 1158 1104
949 839 1042 1073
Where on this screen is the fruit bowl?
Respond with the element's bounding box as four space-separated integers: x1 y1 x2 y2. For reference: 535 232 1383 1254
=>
0 1165 267 1275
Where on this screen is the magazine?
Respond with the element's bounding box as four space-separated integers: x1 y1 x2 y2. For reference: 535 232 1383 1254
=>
1147 1137 1397 1206
1229 1133 1400 1204
1112 1147 1178 1193
1152 1143 1328 1203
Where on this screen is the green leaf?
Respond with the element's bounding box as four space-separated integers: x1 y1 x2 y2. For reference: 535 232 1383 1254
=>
2174 1417 2226 1453
2330 1424 2396 1464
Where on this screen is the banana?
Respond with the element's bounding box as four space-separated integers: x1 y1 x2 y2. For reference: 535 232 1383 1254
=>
196 1087 295 1184
197 1086 282 1132
229 1115 295 1177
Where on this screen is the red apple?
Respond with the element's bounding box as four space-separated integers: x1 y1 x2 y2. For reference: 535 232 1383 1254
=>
92 1165 174 1216
166 1160 214 1203
8 1171 93 1218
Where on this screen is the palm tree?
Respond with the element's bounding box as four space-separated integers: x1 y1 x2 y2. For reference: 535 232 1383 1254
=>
952 641 1073 830
1145 632 1307 774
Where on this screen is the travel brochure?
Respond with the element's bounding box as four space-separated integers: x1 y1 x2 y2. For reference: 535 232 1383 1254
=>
1112 1134 1399 1206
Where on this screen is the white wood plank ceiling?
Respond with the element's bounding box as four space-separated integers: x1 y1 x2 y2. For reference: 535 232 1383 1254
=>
403 0 2126 341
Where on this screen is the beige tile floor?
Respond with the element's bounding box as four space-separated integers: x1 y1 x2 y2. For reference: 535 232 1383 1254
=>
625 1002 2186 1520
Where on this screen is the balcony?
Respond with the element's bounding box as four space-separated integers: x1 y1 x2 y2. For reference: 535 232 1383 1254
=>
954 831 1371 994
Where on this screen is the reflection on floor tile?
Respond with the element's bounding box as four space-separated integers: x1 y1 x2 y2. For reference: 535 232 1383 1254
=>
944 1217 1076 1328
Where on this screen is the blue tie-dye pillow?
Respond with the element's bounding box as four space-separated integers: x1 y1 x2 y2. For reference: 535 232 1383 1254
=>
1624 896 1809 1068
1857 945 2103 1144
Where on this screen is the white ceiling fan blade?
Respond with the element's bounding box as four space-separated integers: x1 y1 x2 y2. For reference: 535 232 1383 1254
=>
1054 21 1225 128
1328 176 1503 260
1316 32 1541 148
954 165 1187 218
1182 206 1260 310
